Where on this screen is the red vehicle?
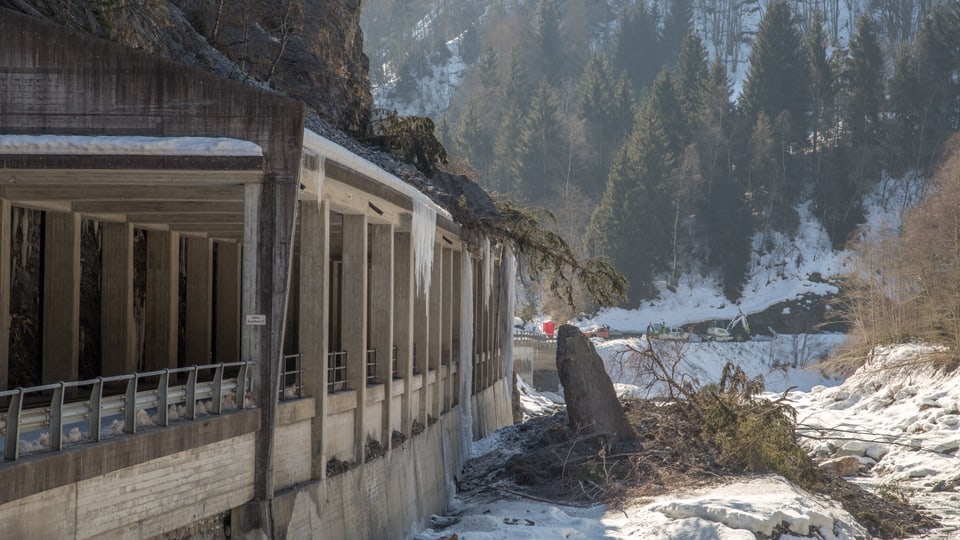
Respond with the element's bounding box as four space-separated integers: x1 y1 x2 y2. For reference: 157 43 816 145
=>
583 324 610 339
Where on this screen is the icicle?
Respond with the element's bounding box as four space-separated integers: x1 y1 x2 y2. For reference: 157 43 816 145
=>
482 237 492 308
412 198 436 303
500 245 516 399
459 251 474 462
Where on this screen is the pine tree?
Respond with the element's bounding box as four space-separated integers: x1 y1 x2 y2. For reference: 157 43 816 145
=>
504 48 533 110
535 0 564 85
806 11 835 189
589 105 676 303
513 81 566 203
675 32 710 141
662 0 693 65
454 98 493 178
490 105 523 195
844 15 885 148
885 3 960 175
739 0 811 145
612 2 662 91
648 70 688 158
478 46 498 89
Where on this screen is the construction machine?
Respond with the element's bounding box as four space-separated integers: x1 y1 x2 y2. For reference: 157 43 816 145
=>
704 309 751 342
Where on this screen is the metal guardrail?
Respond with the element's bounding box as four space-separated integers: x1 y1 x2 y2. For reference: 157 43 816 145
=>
366 349 378 385
327 352 347 394
0 361 254 462
279 353 303 402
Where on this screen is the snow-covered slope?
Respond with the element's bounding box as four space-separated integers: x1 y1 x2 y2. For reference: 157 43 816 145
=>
581 173 924 335
792 344 960 535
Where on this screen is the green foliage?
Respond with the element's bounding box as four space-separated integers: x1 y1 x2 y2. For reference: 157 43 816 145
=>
534 0 564 85
844 15 885 148
612 2 663 91
513 81 566 203
589 104 675 302
696 363 820 489
739 0 811 145
493 201 628 308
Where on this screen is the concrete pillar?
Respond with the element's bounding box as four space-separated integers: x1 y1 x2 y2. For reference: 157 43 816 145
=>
283 249 300 357
241 180 298 502
101 222 136 376
370 224 394 448
472 258 481 395
42 211 81 384
393 231 414 436
144 230 179 371
492 262 502 381
441 247 453 411
214 241 241 362
341 214 368 462
429 245 443 419
299 200 329 479
0 199 10 390
414 262 429 425
451 250 462 406
185 237 213 365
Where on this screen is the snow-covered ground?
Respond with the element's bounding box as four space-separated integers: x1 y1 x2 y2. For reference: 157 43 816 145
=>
414 342 960 539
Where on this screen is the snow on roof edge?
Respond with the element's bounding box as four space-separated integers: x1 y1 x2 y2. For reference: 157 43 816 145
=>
0 135 263 157
303 128 451 220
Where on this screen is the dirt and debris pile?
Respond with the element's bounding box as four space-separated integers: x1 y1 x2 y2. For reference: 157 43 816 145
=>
453 397 937 538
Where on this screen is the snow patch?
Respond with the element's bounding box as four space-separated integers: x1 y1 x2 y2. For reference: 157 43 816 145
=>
0 134 263 156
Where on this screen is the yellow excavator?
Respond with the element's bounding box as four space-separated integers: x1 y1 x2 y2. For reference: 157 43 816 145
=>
705 309 751 342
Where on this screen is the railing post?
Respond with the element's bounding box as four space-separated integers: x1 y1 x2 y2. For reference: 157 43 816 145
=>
157 369 170 427
278 355 288 402
124 375 138 434
212 364 224 415
236 362 248 409
296 353 303 398
4 388 23 461
89 377 103 442
50 382 65 451
186 366 197 420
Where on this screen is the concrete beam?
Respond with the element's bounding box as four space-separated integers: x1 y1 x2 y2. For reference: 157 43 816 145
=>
214 241 241 363
42 211 80 384
185 237 214 365
0 199 10 390
144 230 179 371
0 166 264 185
369 223 393 448
74 201 243 214
299 200 330 479
341 214 368 462
101 222 136 376
393 232 414 436
0 185 244 202
126 214 244 224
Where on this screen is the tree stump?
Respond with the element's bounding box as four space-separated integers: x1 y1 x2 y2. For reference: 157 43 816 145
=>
556 325 636 443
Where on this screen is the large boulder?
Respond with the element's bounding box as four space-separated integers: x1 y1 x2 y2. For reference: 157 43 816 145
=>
556 325 636 443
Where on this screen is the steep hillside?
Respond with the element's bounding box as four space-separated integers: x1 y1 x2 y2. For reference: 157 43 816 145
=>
363 0 960 315
2 0 371 133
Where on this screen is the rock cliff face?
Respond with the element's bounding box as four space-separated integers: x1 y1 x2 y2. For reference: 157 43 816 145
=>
0 0 371 133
